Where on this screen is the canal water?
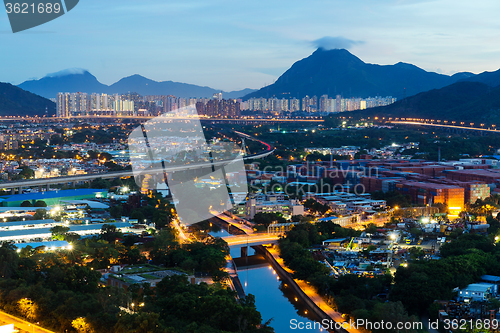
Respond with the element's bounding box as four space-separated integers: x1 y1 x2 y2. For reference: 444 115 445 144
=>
240 265 324 332
209 230 323 333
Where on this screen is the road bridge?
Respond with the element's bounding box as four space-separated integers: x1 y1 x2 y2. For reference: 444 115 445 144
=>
222 233 280 258
222 233 279 247
212 213 255 235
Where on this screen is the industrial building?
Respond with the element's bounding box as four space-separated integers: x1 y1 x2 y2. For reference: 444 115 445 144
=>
0 220 133 243
0 189 108 207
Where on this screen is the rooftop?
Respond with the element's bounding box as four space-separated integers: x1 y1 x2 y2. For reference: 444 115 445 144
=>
0 189 107 202
482 275 500 283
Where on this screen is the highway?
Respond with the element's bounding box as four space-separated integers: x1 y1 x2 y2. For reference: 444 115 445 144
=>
0 131 274 190
390 120 500 133
0 115 323 123
0 309 54 333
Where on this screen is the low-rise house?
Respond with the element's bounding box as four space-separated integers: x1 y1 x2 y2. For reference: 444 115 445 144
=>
459 283 495 302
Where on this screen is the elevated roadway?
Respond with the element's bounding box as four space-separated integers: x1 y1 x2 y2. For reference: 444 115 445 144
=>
0 115 323 123
0 308 55 333
0 131 274 191
212 213 255 235
390 120 500 133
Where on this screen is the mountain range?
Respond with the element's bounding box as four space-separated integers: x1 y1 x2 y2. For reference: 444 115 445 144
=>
4 48 500 120
352 80 500 123
347 58 500 122
243 48 475 100
18 70 256 99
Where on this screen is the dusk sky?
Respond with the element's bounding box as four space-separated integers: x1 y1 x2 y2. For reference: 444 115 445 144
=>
2 0 500 91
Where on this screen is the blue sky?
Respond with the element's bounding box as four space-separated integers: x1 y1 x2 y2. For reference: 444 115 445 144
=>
1 0 500 91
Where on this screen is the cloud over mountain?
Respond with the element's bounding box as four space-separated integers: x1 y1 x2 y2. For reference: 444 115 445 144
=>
311 36 364 50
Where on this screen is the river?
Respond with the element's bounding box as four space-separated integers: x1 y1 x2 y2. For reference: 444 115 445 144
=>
210 229 324 332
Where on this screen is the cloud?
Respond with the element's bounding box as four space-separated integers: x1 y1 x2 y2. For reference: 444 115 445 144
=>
311 36 364 50
44 68 88 78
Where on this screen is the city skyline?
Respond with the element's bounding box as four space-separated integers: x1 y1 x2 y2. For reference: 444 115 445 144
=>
1 0 500 91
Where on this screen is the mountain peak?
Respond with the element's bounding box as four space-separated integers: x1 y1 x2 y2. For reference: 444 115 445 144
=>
393 62 422 71
44 68 91 79
312 47 356 57
314 47 350 53
309 47 364 66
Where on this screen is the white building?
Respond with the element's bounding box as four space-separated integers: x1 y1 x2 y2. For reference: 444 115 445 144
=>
246 195 304 220
459 283 495 302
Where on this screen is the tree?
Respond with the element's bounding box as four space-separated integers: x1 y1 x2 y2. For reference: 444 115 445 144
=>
432 202 448 214
100 224 121 242
114 313 164 333
72 317 95 333
34 200 47 207
323 114 341 128
0 242 18 278
152 210 171 229
365 223 377 235
109 205 123 219
363 244 377 254
90 178 110 189
408 247 425 260
50 226 70 241
409 227 422 238
253 212 285 227
303 199 329 215
370 301 421 333
18 298 37 320
19 167 34 180
20 200 32 207
33 209 48 220
65 232 81 243
130 210 145 223
372 190 412 208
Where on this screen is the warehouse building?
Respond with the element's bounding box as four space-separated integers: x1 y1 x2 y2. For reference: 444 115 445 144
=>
0 189 108 207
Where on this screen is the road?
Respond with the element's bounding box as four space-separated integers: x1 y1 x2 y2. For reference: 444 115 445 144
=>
222 234 279 246
172 219 189 243
0 130 274 190
214 213 255 235
390 120 500 133
7 115 323 123
0 309 54 333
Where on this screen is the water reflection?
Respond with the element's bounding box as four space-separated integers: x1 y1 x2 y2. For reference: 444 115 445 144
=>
210 230 323 332
208 229 229 238
241 265 323 333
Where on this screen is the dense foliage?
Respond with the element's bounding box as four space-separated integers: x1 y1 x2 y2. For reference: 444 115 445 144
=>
278 222 421 332
0 226 271 333
391 233 500 315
